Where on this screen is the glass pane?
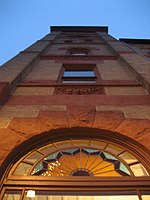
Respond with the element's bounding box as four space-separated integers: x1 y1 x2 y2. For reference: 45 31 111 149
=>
72 53 87 55
85 39 92 42
55 140 72 150
94 196 139 200
119 162 131 175
90 140 107 150
2 190 21 200
64 71 95 77
64 40 72 43
119 152 138 164
45 152 59 160
59 155 78 172
39 144 56 156
142 195 150 200
105 144 124 156
62 148 79 154
31 161 43 175
71 140 90 147
94 171 121 177
82 148 100 154
92 162 115 175
24 151 42 163
62 80 96 83
13 162 32 176
103 152 118 161
23 192 139 200
130 163 149 176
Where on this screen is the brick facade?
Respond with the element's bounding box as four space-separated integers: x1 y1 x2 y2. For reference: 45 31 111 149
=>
0 26 150 178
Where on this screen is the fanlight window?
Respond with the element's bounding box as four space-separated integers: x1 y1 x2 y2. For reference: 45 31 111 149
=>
31 148 131 177
1 136 150 200
11 139 149 177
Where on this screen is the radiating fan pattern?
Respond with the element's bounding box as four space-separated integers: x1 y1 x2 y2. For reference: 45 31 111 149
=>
31 148 131 177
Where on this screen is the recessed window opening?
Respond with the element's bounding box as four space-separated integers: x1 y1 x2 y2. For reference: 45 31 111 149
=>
72 52 87 56
85 39 93 42
67 35 89 38
64 70 95 77
62 65 97 84
68 48 90 56
64 40 73 43
62 80 96 83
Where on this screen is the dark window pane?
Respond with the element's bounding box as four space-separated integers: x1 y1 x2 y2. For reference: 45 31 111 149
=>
62 80 96 83
71 53 87 55
64 71 95 77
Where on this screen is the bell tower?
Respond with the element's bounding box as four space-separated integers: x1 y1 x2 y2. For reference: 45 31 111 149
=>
0 26 150 199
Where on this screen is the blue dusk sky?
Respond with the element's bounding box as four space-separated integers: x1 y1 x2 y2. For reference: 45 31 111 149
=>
0 0 150 66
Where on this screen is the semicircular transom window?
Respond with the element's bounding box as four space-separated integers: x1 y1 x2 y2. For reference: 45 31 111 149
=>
12 139 149 177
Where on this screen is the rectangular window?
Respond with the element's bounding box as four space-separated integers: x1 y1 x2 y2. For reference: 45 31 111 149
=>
64 70 95 77
64 40 73 43
85 39 93 42
61 64 97 84
68 48 90 56
70 53 87 56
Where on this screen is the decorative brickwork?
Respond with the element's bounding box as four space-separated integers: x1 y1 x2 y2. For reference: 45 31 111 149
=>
54 86 104 95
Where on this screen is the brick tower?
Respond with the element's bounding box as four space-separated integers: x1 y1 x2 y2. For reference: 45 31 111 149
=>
0 26 150 199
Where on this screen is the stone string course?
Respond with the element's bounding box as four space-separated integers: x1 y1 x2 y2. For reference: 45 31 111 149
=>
0 105 66 128
0 105 149 129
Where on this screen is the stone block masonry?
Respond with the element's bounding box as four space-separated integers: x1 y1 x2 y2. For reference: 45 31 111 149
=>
0 26 150 175
0 106 149 166
98 32 150 93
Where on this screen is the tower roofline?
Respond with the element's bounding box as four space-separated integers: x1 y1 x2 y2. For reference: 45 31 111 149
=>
50 26 108 33
119 38 150 44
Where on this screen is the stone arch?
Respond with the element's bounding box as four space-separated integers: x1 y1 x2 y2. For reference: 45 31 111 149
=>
0 108 150 174
1 127 150 180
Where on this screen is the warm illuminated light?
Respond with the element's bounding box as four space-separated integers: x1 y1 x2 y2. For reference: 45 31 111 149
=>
26 190 35 198
12 139 149 177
